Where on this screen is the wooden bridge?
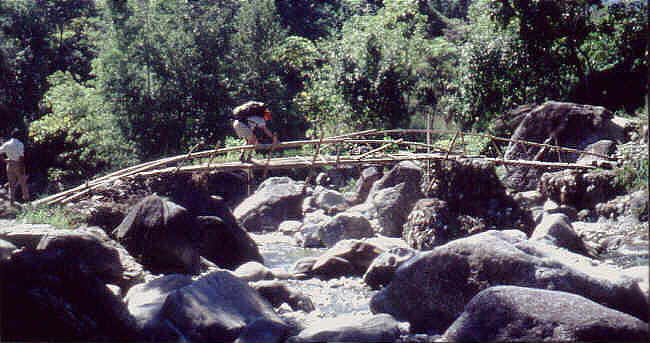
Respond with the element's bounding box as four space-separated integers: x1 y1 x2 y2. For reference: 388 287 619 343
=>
32 129 615 206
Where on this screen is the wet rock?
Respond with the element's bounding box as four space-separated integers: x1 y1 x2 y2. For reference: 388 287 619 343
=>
278 220 302 235
234 177 306 232
442 286 649 343
577 139 617 166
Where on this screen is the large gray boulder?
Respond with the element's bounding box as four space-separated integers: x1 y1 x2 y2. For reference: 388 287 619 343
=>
318 212 374 247
234 177 306 232
538 169 624 211
443 286 649 343
287 313 404 343
159 270 289 342
196 216 264 270
297 240 384 280
503 101 625 191
124 274 194 341
113 195 202 274
370 230 648 333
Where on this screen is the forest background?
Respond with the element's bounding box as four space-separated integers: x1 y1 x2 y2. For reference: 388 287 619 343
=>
0 0 647 193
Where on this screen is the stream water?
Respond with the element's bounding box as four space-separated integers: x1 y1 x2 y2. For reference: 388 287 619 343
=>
251 232 378 320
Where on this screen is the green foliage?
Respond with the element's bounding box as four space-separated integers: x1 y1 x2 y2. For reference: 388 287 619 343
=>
30 71 137 186
296 0 457 137
16 204 85 230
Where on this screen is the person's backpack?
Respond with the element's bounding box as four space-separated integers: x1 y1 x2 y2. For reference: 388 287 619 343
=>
233 101 266 121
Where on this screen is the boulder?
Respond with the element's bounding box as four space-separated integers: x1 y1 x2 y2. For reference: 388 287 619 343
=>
538 169 624 211
159 270 289 342
250 280 315 312
344 166 383 205
443 286 649 343
576 139 617 166
311 188 348 215
295 211 331 248
503 101 622 191
36 229 124 285
287 313 404 343
0 247 140 341
0 238 16 261
370 230 647 333
234 177 306 232
530 213 590 256
124 274 194 341
278 220 302 235
0 223 60 250
402 198 461 250
426 159 532 233
234 261 275 282
113 195 202 274
298 240 384 280
363 246 417 290
196 216 264 270
318 212 374 247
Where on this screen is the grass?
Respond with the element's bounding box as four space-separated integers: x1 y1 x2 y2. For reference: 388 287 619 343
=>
16 204 85 230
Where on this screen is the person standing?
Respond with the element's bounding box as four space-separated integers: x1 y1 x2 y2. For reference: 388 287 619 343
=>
0 129 30 206
232 101 278 162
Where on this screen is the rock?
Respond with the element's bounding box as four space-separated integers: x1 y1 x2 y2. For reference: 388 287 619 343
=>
370 230 647 333
36 229 124 285
503 101 621 191
363 246 417 290
318 212 374 247
160 270 289 342
530 213 590 256
539 169 623 211
287 313 404 343
124 274 194 341
594 190 649 222
291 257 318 279
402 198 461 250
234 177 306 232
426 159 532 233
0 247 140 341
311 188 348 215
0 238 16 261
442 285 649 343
235 318 289 343
315 240 384 276
113 195 202 274
512 190 545 210
295 211 331 248
278 220 302 235
234 261 275 282
577 139 617 166
196 216 264 270
0 223 60 249
344 166 383 205
250 280 315 313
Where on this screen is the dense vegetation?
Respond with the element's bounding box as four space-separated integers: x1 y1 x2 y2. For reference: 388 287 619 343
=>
0 0 647 189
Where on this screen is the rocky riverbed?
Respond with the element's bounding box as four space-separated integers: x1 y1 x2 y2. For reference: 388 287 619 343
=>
0 102 648 342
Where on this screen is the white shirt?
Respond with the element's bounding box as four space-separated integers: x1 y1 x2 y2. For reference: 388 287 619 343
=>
0 138 25 161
